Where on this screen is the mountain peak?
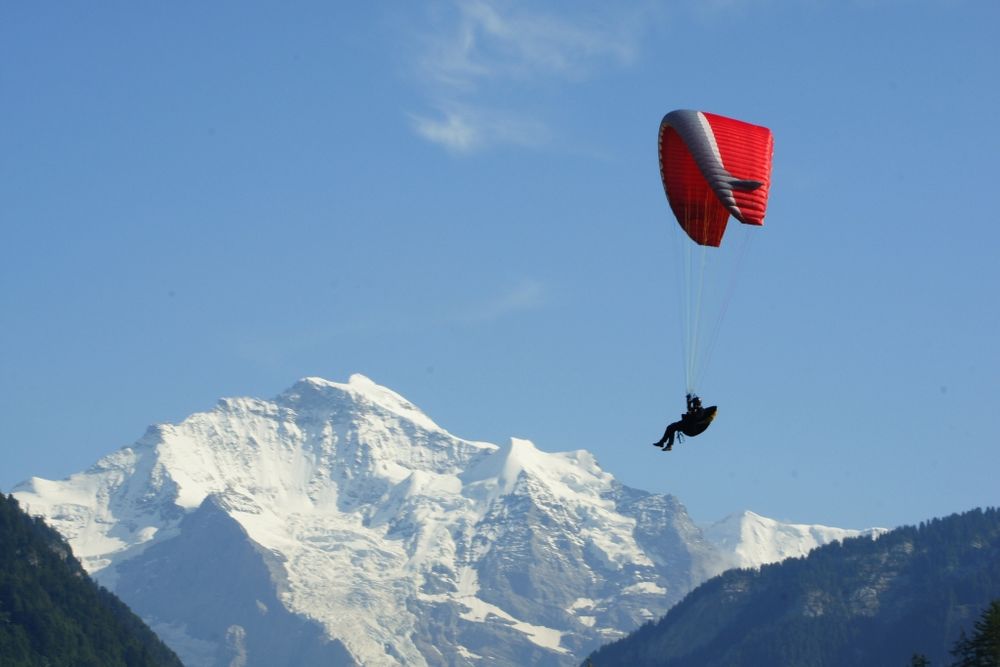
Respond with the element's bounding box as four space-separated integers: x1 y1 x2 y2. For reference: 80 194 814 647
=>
704 509 885 570
280 374 442 433
460 437 539 497
12 376 883 667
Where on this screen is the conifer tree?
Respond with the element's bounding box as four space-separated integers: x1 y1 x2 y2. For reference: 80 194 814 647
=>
951 600 1000 666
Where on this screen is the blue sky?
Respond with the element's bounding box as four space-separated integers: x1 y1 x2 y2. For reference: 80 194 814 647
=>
2 1 998 530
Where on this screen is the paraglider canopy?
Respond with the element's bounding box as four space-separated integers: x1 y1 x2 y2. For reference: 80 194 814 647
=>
656 109 774 395
658 110 774 247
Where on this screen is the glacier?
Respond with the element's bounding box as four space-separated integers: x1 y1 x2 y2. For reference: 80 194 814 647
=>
12 375 881 666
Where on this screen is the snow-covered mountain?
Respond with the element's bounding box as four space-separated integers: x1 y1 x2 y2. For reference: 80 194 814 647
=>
702 510 886 571
12 375 880 666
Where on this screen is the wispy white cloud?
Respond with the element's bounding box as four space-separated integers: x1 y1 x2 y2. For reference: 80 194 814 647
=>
410 109 480 153
409 0 647 153
409 104 548 153
421 0 638 87
235 280 549 369
459 278 546 322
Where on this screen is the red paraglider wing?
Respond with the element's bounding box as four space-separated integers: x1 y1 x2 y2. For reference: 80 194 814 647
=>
660 125 731 247
658 110 774 247
703 111 773 227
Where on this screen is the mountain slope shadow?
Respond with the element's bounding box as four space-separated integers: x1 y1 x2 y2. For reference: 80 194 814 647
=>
113 495 355 667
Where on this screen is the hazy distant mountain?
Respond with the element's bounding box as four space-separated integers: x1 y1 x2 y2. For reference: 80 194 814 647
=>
584 507 1000 667
0 492 183 667
702 510 884 571
12 375 878 666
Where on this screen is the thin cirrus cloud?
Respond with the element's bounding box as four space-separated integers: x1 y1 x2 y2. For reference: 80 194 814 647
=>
459 279 547 323
408 105 548 154
235 280 549 368
409 0 645 153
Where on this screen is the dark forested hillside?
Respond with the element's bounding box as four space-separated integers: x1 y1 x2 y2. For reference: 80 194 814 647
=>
0 493 183 667
584 508 1000 667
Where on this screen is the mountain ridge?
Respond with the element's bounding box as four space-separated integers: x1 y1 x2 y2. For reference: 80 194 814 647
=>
584 507 1000 667
12 374 881 666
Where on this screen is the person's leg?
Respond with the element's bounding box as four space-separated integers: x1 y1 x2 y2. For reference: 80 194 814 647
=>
654 423 677 450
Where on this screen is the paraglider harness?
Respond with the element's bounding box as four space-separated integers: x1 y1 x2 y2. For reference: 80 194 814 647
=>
653 393 718 451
